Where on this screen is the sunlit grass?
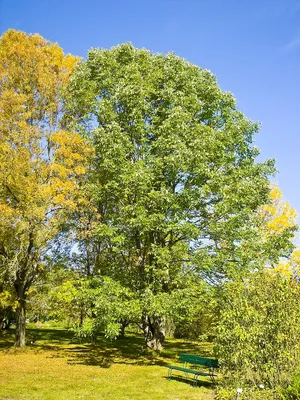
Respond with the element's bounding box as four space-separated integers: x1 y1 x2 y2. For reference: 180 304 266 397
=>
0 326 216 400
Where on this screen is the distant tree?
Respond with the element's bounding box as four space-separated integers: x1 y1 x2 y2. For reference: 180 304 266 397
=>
50 276 141 341
0 30 91 347
256 186 297 264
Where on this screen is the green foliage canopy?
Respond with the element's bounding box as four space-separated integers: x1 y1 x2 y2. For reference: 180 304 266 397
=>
67 43 277 282
66 43 279 348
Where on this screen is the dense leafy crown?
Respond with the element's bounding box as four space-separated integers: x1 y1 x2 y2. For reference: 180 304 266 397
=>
66 43 278 289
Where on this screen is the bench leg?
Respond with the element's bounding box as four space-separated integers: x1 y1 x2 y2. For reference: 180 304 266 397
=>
168 368 172 380
209 368 216 383
193 374 199 387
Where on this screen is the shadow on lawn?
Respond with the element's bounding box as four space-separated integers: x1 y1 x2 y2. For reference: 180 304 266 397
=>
163 375 216 389
0 331 14 349
0 327 73 348
0 327 214 371
65 334 213 369
65 334 167 367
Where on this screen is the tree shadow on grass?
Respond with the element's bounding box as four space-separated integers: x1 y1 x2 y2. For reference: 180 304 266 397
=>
162 375 216 389
66 347 114 368
64 334 214 369
26 327 74 343
0 327 74 348
65 334 163 367
0 327 76 352
0 334 14 349
0 328 215 372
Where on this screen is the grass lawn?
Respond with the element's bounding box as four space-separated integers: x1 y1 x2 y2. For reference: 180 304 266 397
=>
0 326 216 400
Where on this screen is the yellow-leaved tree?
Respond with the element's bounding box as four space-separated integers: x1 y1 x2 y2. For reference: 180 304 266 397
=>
258 185 298 272
0 30 91 346
262 186 297 234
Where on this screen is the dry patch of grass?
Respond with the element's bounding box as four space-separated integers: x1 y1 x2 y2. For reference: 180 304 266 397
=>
0 327 216 400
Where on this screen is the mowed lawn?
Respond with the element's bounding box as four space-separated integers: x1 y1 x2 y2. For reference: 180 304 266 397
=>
0 327 216 400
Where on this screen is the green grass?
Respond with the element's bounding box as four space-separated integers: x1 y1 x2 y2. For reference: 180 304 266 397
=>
0 326 216 400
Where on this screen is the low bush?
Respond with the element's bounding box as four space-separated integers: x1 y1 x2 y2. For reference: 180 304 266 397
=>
285 372 300 399
214 270 300 399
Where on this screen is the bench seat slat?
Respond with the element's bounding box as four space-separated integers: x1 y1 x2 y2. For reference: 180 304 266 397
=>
168 365 215 376
178 354 219 368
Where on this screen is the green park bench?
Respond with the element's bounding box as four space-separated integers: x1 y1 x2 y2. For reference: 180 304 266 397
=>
167 353 219 386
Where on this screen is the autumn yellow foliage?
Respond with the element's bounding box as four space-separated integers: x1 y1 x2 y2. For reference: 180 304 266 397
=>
261 186 297 235
0 30 91 249
259 186 299 277
0 30 92 346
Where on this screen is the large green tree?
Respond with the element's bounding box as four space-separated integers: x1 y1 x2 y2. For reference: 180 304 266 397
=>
66 44 280 350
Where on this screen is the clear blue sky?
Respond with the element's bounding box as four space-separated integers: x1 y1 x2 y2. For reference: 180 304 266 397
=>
1 0 300 219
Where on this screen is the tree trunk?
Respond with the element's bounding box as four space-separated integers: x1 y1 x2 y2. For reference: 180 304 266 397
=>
0 306 14 330
15 286 26 347
117 319 129 339
142 315 165 351
3 318 12 330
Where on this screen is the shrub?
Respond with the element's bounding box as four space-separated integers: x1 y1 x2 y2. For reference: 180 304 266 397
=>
285 372 300 399
214 270 300 397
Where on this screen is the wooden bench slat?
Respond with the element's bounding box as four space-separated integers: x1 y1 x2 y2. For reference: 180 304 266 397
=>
178 353 219 368
169 366 215 376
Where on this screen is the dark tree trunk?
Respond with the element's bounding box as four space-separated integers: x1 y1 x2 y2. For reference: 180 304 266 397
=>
117 319 129 339
0 304 14 330
15 285 26 347
3 318 12 330
0 283 4 330
1 313 13 330
142 315 165 351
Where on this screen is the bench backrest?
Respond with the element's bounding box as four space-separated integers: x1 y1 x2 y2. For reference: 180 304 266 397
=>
179 353 219 368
